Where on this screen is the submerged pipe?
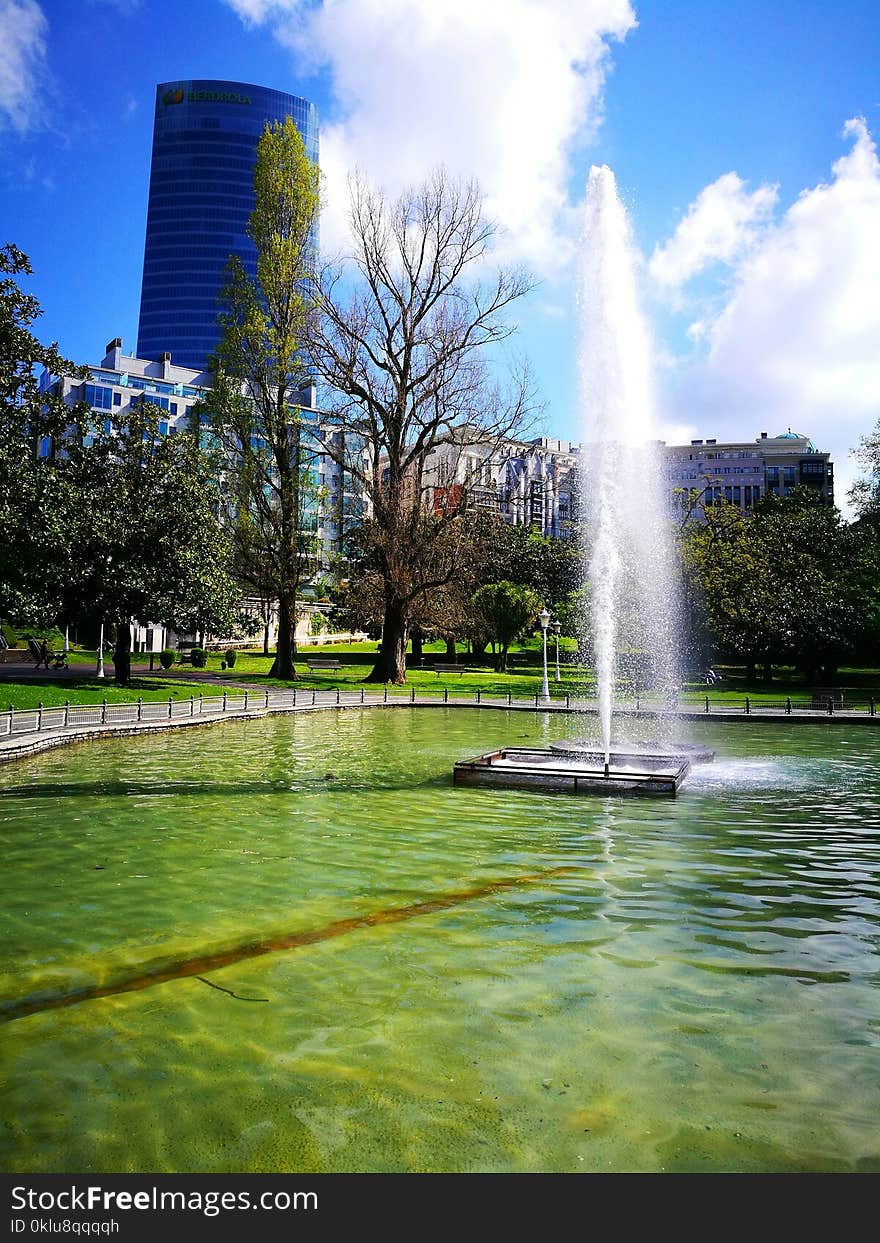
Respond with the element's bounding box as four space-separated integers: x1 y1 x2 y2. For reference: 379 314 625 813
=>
0 865 580 1025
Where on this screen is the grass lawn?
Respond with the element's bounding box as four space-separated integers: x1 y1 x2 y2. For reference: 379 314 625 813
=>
2 641 878 712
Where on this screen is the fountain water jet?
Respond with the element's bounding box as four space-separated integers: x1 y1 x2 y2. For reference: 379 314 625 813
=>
453 168 700 798
580 166 680 758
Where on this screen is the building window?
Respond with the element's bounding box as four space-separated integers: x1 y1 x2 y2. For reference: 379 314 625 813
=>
84 383 113 411
113 392 122 407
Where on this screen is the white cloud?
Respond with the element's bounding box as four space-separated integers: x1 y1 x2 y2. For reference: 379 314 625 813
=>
0 0 48 134
649 171 777 297
663 118 880 515
225 0 637 273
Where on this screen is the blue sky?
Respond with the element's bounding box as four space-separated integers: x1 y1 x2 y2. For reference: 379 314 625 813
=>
2 0 879 508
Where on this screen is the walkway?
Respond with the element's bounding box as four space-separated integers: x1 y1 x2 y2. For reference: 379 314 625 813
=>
0 686 876 766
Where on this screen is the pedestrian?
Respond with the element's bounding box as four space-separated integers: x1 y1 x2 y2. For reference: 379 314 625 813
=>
39 638 51 670
704 665 717 685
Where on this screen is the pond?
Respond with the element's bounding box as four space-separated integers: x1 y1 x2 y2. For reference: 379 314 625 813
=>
1 708 878 1172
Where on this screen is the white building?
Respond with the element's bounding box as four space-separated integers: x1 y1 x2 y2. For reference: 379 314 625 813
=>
42 338 363 572
663 430 834 518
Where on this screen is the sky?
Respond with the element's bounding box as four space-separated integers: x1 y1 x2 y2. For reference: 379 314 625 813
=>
2 0 879 512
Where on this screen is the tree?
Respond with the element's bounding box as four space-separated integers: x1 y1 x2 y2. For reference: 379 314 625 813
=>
472 580 541 672
0 245 242 681
57 403 242 685
849 418 880 518
684 491 864 681
0 244 89 626
309 169 536 683
203 116 322 680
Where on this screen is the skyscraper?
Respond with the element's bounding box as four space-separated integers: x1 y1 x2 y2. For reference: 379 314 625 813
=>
136 79 319 373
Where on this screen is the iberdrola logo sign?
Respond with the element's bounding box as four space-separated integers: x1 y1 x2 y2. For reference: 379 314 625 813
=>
162 87 251 106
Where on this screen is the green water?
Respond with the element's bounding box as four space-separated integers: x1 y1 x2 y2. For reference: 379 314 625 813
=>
1 708 878 1173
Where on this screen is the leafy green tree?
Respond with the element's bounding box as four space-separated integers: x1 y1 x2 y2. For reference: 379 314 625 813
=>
0 245 241 682
60 403 242 685
203 116 322 680
685 491 864 681
472 580 541 672
0 244 89 625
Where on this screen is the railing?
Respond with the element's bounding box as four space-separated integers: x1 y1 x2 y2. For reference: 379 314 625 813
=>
1 687 877 743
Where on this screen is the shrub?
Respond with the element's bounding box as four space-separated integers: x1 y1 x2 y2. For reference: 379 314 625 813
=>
225 648 237 668
190 647 207 668
159 648 176 670
310 611 328 636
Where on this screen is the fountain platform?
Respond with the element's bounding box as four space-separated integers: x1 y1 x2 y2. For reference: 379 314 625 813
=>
453 746 690 797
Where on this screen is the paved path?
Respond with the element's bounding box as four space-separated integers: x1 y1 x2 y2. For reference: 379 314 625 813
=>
0 688 876 767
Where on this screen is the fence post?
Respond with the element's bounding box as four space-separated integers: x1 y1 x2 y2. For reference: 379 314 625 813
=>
137 697 142 722
786 696 792 715
871 698 875 718
168 697 173 719
361 687 365 704
476 689 481 704
312 690 316 705
566 693 570 709
101 699 107 725
411 685 415 703
636 694 640 712
190 695 194 717
507 690 512 706
444 687 448 704
64 700 70 728
199 693 203 714
264 688 270 709
243 690 248 712
337 688 341 705
745 696 750 715
222 691 227 713
705 695 709 714
384 686 387 703
828 697 833 716
37 701 43 731
8 705 13 736
535 692 539 708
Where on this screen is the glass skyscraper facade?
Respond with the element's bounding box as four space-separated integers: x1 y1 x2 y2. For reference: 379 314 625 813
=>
137 79 319 373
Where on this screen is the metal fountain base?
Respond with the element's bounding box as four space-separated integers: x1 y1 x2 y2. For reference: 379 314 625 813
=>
453 743 694 797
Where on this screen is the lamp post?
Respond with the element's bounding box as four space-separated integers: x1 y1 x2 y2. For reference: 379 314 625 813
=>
538 607 551 702
96 622 105 679
63 625 69 654
552 620 561 682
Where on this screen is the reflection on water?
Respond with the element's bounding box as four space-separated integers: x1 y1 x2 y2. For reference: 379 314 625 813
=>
1 710 878 1173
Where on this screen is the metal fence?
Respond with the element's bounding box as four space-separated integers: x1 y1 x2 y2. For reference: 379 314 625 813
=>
2 685 878 742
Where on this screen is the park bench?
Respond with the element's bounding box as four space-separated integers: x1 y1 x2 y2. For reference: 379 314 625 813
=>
433 663 465 675
306 658 341 671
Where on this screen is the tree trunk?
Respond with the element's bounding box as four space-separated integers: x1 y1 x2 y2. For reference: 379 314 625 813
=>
263 619 271 657
411 627 423 664
471 638 488 659
113 620 132 686
496 644 508 673
762 661 773 684
365 599 407 683
444 636 456 661
269 595 298 680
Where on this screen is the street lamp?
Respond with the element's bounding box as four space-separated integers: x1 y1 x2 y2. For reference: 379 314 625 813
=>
551 619 561 682
538 606 551 701
96 621 105 679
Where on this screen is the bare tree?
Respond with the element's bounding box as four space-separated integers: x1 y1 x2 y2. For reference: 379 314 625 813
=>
309 169 537 682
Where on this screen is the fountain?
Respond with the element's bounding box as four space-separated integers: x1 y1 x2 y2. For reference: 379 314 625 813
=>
455 167 708 797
